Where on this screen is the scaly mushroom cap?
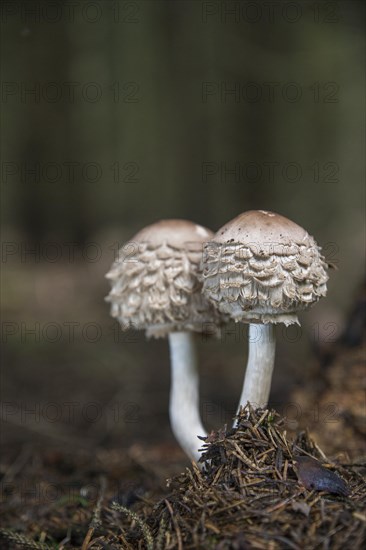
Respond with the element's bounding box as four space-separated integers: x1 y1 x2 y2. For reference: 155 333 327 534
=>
202 210 329 325
106 219 222 337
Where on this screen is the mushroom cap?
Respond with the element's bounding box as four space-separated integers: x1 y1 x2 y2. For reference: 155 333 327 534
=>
106 219 222 337
132 219 213 249
202 210 329 325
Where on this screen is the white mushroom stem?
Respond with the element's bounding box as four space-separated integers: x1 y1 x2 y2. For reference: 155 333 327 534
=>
168 331 207 461
236 323 276 417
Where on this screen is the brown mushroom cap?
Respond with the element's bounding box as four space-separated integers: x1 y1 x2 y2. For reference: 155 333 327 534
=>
202 210 329 325
132 219 213 249
106 219 221 337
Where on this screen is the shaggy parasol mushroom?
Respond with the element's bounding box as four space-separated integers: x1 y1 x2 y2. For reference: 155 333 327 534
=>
201 210 329 412
106 219 221 461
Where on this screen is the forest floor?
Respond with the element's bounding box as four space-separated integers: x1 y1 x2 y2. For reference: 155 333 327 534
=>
1 288 365 549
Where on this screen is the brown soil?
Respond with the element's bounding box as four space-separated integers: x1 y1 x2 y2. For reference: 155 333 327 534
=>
1 407 365 549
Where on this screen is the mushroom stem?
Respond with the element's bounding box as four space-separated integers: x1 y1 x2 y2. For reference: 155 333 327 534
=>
236 323 276 416
168 331 207 461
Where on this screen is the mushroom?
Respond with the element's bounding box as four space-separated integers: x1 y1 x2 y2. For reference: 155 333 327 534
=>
106 219 221 461
201 210 329 413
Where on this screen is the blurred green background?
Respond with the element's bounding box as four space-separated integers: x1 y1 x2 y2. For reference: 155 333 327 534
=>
1 1 365 455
